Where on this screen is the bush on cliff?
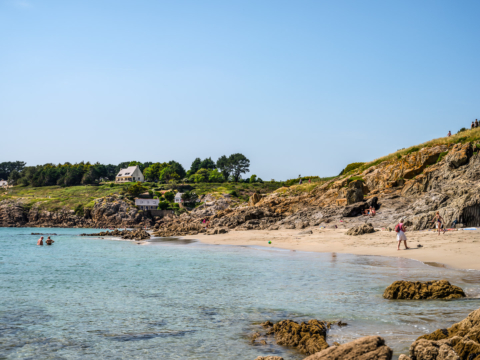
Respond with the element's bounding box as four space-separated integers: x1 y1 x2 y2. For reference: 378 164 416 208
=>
339 162 365 176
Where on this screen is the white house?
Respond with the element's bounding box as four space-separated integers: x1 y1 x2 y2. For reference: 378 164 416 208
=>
135 198 159 210
0 179 8 187
174 192 183 203
115 165 144 183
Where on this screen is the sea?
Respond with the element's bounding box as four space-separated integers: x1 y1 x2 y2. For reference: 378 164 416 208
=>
1 227 480 359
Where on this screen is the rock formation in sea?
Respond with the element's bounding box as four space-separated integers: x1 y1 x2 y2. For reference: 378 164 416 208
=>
303 336 392 360
399 307 480 360
81 228 151 240
383 280 466 300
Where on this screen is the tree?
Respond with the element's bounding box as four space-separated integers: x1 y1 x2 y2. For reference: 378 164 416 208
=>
128 182 148 197
200 157 216 170
190 158 202 174
164 191 175 202
193 168 209 183
0 161 26 180
158 201 169 210
209 169 224 183
168 160 186 179
250 174 257 183
228 153 250 182
181 191 198 206
143 162 169 181
8 170 21 185
159 166 180 183
216 155 230 180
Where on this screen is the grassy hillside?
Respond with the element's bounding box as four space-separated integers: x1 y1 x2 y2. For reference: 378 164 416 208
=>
0 184 122 212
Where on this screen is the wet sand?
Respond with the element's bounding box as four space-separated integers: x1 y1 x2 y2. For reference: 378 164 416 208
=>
182 228 480 270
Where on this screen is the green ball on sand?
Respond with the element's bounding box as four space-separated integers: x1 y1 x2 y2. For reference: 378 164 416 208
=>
268 241 271 244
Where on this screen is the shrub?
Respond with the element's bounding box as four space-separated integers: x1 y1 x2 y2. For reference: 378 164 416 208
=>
456 136 467 143
436 151 448 163
346 176 364 185
164 191 174 202
74 204 84 217
157 201 169 210
339 162 365 176
229 190 238 197
457 127 467 134
109 183 114 188
405 146 420 155
396 154 401 159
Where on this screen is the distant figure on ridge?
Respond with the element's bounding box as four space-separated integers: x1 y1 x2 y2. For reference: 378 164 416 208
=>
37 236 44 246
395 220 409 250
448 130 451 137
46 236 55 245
308 179 311 184
476 119 479 128
299 179 302 185
472 121 475 129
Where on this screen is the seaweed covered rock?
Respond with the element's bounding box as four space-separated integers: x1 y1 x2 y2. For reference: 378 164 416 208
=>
254 357 284 360
400 308 480 360
81 228 150 240
304 336 392 360
266 319 328 356
346 223 375 236
383 280 466 300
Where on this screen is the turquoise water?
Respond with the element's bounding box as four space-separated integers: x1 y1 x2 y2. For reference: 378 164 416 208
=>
1 228 480 359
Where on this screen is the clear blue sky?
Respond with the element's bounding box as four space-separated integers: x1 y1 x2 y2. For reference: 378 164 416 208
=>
1 0 479 180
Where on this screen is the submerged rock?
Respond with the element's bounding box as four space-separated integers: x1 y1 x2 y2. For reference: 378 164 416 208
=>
346 223 375 236
303 336 392 360
266 319 328 356
400 307 480 360
383 280 466 300
254 357 284 360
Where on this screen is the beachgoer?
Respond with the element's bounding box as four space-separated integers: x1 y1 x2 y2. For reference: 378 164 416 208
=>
206 220 210 229
472 121 475 129
299 179 302 185
395 220 409 250
308 179 311 184
370 206 376 217
431 211 446 235
363 209 370 216
448 131 451 137
476 119 479 128
202 218 206 230
46 236 55 245
37 236 44 246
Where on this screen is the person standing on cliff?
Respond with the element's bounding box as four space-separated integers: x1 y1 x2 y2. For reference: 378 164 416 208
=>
476 119 479 128
37 237 44 246
395 220 409 250
448 130 451 137
472 121 475 129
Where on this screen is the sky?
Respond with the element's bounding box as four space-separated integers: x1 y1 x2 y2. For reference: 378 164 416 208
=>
1 0 480 180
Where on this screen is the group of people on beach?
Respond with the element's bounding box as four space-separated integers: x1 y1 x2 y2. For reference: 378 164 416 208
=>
37 236 54 246
395 211 445 250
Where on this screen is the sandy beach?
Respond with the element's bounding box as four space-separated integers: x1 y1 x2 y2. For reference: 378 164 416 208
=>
183 228 480 270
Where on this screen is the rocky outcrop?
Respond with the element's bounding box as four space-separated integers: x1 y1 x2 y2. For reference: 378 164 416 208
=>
0 195 150 228
400 308 480 360
249 193 262 206
346 180 365 205
254 357 283 360
265 320 329 356
81 228 150 240
346 223 375 236
383 280 466 300
304 336 392 360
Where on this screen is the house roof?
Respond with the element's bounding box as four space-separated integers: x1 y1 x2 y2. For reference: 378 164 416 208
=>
117 166 138 177
175 192 184 198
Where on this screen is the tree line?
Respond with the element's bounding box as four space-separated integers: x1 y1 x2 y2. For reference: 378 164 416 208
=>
0 153 252 187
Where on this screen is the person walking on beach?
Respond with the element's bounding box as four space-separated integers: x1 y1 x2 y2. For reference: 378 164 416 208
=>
431 211 446 235
395 220 409 250
46 236 55 245
37 236 44 246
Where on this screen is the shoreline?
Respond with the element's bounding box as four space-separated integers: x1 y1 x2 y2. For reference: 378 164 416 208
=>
180 228 480 271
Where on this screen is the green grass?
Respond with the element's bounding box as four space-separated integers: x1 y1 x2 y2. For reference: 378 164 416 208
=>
0 184 123 212
346 176 364 185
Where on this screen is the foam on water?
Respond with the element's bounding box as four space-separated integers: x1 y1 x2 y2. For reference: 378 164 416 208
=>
1 227 480 359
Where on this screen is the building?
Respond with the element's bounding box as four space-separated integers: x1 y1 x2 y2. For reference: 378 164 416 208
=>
174 192 184 203
0 179 7 187
135 198 159 210
115 166 144 183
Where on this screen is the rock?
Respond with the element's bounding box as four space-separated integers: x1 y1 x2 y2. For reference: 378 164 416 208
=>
383 280 466 300
303 336 392 360
346 180 365 205
266 319 328 356
401 307 480 360
261 321 273 328
445 142 473 169
298 230 313 235
346 223 375 236
249 193 262 206
342 202 368 217
254 357 284 360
